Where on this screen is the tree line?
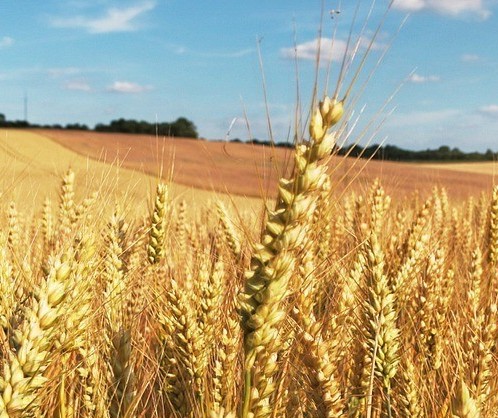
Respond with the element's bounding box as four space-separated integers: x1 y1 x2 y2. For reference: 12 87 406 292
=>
339 143 498 162
240 139 498 162
94 117 197 138
0 113 198 138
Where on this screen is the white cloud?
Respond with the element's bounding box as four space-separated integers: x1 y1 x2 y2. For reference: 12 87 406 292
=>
51 1 156 34
107 81 152 93
281 38 346 62
461 53 480 62
407 73 441 83
479 104 498 116
172 45 187 55
0 36 14 48
280 36 385 62
64 80 92 91
393 0 491 19
393 0 426 11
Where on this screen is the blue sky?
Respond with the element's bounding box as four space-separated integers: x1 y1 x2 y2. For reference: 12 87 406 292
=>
1 0 498 151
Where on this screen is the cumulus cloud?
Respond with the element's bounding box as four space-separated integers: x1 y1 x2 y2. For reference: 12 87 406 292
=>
107 81 152 93
407 73 441 83
393 0 491 19
51 1 156 34
393 0 426 11
64 80 92 91
280 36 385 62
479 104 498 116
0 36 14 48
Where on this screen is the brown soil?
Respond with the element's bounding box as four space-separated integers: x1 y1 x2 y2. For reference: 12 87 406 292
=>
35 129 496 200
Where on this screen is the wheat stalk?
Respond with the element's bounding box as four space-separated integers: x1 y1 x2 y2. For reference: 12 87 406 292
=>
239 97 343 418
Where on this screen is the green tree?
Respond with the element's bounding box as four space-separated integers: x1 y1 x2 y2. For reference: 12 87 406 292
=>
171 117 198 138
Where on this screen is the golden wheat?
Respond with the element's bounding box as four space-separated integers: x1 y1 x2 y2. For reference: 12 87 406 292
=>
1 4 497 417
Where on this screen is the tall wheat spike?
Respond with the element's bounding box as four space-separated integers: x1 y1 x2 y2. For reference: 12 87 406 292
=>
356 232 400 418
292 238 343 417
239 96 343 418
103 209 136 418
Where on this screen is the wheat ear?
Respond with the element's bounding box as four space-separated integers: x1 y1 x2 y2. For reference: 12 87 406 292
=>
58 168 76 239
451 380 480 418
147 183 168 265
487 186 498 264
239 97 343 418
359 232 400 418
0 257 70 416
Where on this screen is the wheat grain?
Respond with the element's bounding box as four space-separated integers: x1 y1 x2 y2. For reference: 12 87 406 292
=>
147 183 168 265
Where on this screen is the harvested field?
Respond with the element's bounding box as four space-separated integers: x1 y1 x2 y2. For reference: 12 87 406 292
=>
34 128 496 200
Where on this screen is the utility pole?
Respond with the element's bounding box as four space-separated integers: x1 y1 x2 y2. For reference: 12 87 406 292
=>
23 91 28 122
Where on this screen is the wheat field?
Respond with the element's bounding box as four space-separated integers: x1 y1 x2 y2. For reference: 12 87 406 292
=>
1 101 497 417
1 4 498 418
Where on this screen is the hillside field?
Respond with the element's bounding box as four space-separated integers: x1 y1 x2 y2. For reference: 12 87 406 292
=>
24 128 498 201
0 129 262 214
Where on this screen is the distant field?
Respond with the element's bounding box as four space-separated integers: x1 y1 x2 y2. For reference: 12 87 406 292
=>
36 128 496 200
0 129 261 213
0 129 495 207
35 129 292 199
423 161 498 176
